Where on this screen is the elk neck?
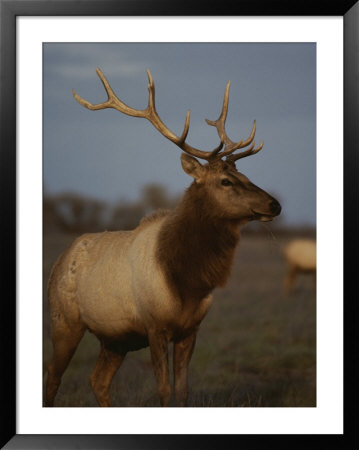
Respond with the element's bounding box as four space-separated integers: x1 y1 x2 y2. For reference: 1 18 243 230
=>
156 182 241 302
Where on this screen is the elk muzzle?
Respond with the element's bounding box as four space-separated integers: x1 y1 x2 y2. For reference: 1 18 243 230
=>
270 199 281 216
251 197 281 222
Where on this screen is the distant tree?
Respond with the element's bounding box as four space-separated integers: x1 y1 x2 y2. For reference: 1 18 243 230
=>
43 192 107 233
43 196 65 232
110 183 180 230
44 184 181 234
141 183 172 211
109 202 145 231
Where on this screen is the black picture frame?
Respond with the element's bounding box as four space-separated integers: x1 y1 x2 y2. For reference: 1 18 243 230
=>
1 1 358 448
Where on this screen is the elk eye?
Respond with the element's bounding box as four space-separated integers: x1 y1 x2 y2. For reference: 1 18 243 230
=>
221 178 233 186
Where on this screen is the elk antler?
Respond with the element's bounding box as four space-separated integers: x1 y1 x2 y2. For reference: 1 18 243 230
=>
205 81 264 162
73 68 263 162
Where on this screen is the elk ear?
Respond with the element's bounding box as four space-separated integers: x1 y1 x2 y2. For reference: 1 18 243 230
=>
180 153 205 182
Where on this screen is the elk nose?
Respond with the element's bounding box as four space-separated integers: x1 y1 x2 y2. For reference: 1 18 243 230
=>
270 199 281 216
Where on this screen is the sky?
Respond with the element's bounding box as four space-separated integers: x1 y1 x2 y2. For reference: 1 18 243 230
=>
43 43 316 226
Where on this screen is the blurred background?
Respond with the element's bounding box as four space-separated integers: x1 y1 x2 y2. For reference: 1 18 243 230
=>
43 43 316 407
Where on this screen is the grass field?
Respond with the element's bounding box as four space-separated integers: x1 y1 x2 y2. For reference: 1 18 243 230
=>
43 227 316 407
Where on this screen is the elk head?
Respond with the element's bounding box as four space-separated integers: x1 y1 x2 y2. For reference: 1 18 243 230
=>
73 68 281 224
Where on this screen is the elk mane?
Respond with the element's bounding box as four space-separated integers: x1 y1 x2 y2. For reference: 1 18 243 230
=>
156 183 240 301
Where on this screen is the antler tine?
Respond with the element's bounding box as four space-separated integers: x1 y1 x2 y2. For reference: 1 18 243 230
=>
205 81 262 161
73 67 223 161
145 69 190 144
226 140 264 162
205 82 231 143
219 119 258 158
73 68 148 117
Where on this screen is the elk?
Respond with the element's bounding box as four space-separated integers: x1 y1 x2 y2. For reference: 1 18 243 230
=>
283 239 316 294
45 68 281 407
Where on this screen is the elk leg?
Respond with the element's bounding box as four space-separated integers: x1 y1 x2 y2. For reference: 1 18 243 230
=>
173 332 197 406
284 265 297 294
148 331 171 406
90 343 126 407
45 321 85 406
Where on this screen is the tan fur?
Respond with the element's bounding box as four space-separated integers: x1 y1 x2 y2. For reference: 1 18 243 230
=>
283 239 316 294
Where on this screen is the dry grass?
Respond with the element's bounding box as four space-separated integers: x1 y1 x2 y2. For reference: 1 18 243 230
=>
43 227 316 407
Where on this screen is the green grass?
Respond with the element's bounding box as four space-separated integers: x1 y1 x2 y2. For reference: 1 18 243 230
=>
43 230 316 407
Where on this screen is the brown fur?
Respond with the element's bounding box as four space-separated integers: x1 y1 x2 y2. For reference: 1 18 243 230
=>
157 182 240 301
